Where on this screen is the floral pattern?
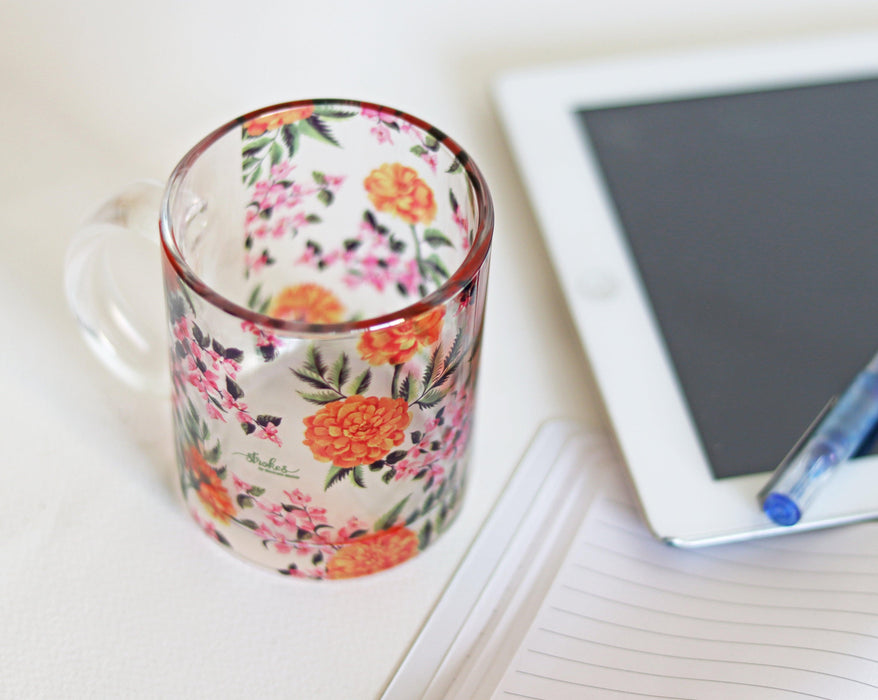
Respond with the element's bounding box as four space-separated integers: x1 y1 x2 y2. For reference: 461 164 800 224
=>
164 101 488 579
364 163 437 225
267 283 345 323
303 395 412 470
325 526 420 580
357 307 445 366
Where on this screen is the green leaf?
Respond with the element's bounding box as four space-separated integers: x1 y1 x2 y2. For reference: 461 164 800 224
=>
300 115 341 147
312 170 327 185
242 136 273 157
410 145 428 157
246 164 263 187
246 284 264 311
324 466 348 490
399 373 419 404
350 465 366 488
239 519 260 530
248 485 266 497
203 440 222 464
298 390 342 405
408 374 421 403
423 343 442 388
374 495 411 532
242 156 261 173
418 520 433 549
328 352 350 391
313 106 357 119
304 345 327 376
424 133 440 151
424 229 453 248
391 364 403 399
348 368 372 395
425 254 450 282
237 494 254 509
269 141 284 167
317 189 334 207
280 123 299 157
446 158 462 174
415 388 446 409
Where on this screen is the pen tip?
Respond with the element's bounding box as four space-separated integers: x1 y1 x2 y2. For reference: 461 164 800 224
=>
763 493 801 526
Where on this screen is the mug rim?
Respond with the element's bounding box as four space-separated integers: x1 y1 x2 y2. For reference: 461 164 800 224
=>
159 98 494 337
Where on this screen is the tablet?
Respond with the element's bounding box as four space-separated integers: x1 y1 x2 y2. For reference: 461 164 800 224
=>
494 33 878 545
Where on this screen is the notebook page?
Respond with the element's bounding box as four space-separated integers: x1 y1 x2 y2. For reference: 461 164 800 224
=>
493 473 878 699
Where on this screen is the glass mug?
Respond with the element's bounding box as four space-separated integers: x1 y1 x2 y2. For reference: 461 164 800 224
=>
66 100 493 579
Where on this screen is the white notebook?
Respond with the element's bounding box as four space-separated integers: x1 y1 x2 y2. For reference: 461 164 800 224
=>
381 420 878 699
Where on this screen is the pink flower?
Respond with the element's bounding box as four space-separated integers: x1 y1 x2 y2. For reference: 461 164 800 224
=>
173 318 190 341
421 152 438 173
361 106 384 120
205 402 225 422
308 506 328 525
257 501 283 516
337 517 367 540
201 369 220 393
284 489 310 506
296 246 318 267
397 259 422 295
245 252 269 274
271 162 295 180
257 422 281 446
254 524 274 539
371 123 393 144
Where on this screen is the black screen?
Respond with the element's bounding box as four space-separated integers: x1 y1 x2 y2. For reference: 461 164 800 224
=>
577 78 878 479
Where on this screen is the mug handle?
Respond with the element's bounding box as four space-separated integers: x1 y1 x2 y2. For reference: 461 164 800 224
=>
64 180 170 393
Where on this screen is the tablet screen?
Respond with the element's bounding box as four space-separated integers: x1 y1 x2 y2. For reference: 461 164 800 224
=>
577 78 878 479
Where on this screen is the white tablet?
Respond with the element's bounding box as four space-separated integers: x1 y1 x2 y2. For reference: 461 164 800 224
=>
494 33 878 545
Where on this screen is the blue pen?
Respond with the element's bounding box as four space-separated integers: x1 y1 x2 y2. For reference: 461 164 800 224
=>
760 351 878 526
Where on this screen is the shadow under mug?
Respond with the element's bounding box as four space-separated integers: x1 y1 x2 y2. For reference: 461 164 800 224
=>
65 100 494 579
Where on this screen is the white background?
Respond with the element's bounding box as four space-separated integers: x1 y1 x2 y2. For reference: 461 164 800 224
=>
3 2 878 698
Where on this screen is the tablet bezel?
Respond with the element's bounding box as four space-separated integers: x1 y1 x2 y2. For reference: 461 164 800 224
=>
494 33 878 545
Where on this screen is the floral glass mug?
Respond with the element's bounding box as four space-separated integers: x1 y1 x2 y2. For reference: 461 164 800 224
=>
65 100 493 579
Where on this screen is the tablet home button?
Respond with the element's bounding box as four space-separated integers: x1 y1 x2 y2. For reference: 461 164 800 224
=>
576 269 618 299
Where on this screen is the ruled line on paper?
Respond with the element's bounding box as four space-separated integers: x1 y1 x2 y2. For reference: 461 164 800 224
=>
504 669 701 700
516 650 838 700
578 535 878 596
545 605 878 665
491 480 878 699
532 627 878 690
557 586 878 644
562 564 878 619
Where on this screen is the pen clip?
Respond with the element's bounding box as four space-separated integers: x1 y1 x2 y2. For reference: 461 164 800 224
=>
757 396 838 502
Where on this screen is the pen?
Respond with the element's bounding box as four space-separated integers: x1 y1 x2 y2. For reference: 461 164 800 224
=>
760 350 878 526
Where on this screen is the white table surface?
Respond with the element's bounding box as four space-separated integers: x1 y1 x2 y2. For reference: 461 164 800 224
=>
3 2 878 698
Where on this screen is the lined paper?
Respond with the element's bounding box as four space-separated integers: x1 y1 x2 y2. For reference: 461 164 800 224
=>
493 475 878 699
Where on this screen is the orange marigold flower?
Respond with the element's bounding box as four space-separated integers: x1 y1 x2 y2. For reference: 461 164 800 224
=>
326 526 420 579
244 106 315 137
357 307 444 366
268 283 345 324
363 163 437 225
185 447 235 524
303 395 412 469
